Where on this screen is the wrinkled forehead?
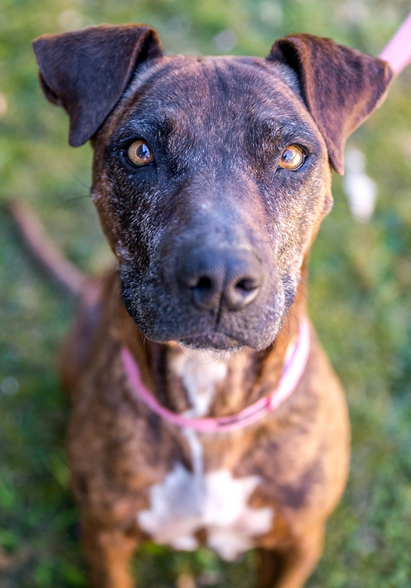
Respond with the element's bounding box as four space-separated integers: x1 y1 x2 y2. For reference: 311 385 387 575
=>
106 55 321 140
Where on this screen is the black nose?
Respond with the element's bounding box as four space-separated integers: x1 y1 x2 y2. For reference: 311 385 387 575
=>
176 247 263 312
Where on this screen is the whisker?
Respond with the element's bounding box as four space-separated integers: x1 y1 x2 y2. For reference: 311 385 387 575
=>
51 194 90 212
332 204 369 223
63 163 91 190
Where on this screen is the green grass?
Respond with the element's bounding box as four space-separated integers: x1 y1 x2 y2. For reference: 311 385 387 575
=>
1 0 411 586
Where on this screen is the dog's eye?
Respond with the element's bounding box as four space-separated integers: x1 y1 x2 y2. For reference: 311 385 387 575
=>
127 140 154 166
279 145 305 170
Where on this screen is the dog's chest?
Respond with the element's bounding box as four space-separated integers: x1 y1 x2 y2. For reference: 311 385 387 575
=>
137 429 273 560
137 351 273 560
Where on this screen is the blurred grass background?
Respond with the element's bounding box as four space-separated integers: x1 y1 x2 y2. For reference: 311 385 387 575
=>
1 0 411 586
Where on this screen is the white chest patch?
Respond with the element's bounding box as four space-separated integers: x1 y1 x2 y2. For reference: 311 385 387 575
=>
170 348 230 417
138 429 273 560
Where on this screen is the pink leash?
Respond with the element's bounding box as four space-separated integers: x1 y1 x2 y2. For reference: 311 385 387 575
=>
121 317 310 433
380 12 411 75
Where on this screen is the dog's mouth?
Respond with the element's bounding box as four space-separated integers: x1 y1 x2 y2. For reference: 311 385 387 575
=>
119 254 290 352
120 277 289 351
176 331 248 352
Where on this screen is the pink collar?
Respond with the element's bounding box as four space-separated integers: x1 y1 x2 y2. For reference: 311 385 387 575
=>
380 12 411 75
121 317 310 433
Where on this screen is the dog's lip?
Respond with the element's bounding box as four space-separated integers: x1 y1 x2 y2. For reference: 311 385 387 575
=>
176 331 247 351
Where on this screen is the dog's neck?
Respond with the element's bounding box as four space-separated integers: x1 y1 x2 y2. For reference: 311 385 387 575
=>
116 271 307 420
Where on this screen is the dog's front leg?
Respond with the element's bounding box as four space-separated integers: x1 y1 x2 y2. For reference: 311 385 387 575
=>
256 524 324 588
81 518 138 588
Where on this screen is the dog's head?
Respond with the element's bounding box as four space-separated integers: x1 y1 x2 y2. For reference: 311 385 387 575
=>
33 25 392 351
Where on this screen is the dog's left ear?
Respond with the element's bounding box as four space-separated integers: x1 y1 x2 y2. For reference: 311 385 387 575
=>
33 24 162 147
268 34 393 174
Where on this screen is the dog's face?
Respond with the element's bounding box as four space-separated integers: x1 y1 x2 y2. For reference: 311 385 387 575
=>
92 56 331 350
33 26 392 351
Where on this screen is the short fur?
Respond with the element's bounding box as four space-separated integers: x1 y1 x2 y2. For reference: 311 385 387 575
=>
33 24 393 588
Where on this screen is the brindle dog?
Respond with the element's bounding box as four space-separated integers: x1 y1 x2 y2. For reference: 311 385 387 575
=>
33 24 392 588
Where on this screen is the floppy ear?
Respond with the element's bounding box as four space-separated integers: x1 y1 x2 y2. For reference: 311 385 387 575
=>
268 34 393 174
33 24 162 147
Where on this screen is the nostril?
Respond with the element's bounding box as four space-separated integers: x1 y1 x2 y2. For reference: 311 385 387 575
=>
235 278 259 292
190 274 220 311
226 275 261 311
196 276 212 290
184 274 213 289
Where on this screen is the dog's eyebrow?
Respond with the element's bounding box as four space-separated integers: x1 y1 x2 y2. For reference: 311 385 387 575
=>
112 114 179 141
253 118 290 137
251 117 320 146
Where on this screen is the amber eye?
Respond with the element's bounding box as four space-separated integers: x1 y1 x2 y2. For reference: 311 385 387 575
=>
279 145 305 170
127 140 154 166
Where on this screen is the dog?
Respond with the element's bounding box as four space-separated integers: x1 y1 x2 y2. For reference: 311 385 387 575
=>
31 24 393 588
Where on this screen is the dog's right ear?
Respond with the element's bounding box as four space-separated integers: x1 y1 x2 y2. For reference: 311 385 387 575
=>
33 24 162 147
268 34 393 174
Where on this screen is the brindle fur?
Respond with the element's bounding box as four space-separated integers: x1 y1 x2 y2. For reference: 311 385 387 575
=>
33 24 393 588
